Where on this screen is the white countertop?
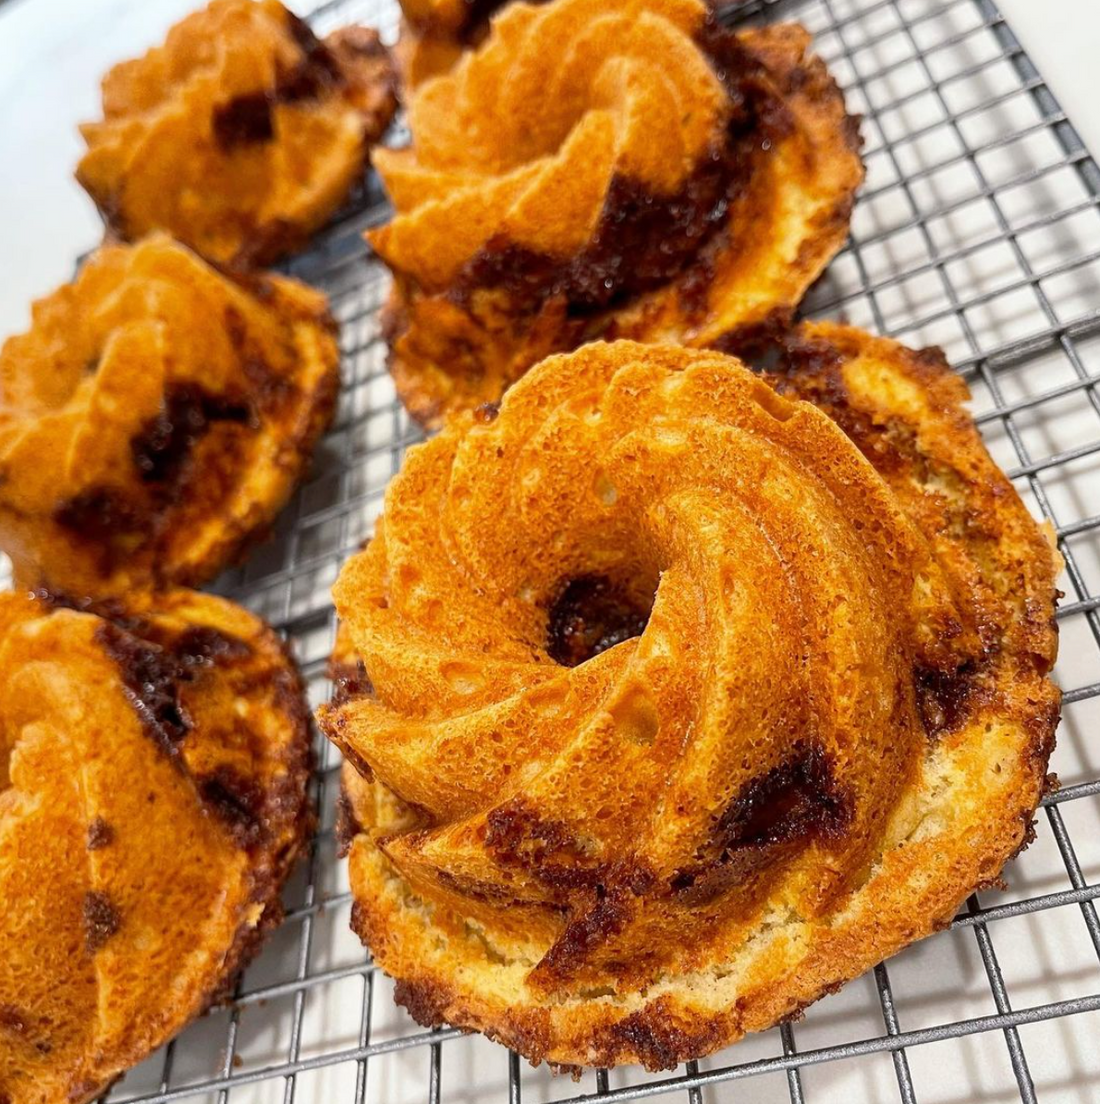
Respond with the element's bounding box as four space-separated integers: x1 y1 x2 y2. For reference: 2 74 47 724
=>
0 0 1097 341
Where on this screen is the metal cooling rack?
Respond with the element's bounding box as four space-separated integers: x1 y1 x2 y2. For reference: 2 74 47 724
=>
93 0 1100 1100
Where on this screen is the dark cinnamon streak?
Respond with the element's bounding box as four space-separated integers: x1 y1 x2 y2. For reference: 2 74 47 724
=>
212 13 345 151
713 312 844 376
716 744 850 849
491 746 847 987
197 766 266 849
282 13 345 97
533 888 634 982
93 617 255 757
447 27 792 315
915 663 979 736
408 0 550 47
87 604 306 861
212 92 275 148
670 744 850 901
723 321 919 477
485 801 605 891
81 604 275 853
453 0 518 43
86 817 115 851
97 624 192 759
53 382 256 575
329 658 373 707
132 384 253 485
709 304 802 368
83 891 121 953
335 785 364 858
173 624 254 666
53 490 142 570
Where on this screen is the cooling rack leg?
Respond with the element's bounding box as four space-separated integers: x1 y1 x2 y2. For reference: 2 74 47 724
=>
683 1058 703 1104
779 1022 806 1104
873 964 918 1104
966 898 1039 1104
1044 803 1100 962
217 997 243 1104
354 971 376 1103
427 1029 442 1104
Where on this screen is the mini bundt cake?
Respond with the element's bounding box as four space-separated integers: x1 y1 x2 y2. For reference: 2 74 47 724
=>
321 334 1060 1069
0 586 312 1104
77 0 397 266
0 234 340 596
368 0 864 426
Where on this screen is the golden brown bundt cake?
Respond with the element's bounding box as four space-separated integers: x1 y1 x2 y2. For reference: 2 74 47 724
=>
368 0 864 427
0 586 312 1104
0 234 340 597
77 0 397 266
321 334 1060 1069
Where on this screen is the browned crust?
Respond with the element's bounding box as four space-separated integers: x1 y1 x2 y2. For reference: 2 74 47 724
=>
161 302 342 589
200 630 315 1013
227 24 399 268
90 595 314 1103
329 328 1059 1069
345 792 1045 1070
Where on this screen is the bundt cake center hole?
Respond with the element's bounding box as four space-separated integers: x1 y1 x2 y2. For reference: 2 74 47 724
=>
545 574 655 667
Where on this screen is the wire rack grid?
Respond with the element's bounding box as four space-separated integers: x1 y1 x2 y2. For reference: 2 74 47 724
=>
89 0 1100 1101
